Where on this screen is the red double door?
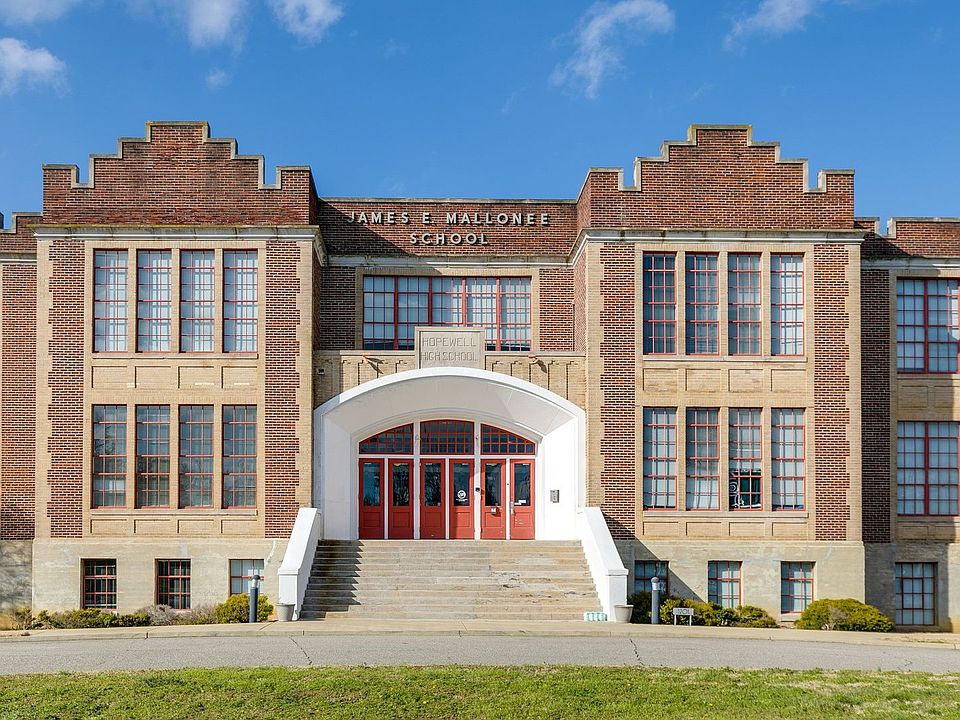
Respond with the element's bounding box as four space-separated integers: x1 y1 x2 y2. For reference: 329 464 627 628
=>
479 459 535 540
359 458 414 540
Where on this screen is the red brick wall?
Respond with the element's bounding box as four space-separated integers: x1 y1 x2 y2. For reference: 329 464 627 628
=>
0 263 36 540
861 268 891 543
0 214 40 253
863 219 960 258
538 268 575 352
813 244 853 541
573 249 586 353
316 267 357 350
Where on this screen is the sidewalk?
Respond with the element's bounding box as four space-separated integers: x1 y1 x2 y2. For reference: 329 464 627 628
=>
2 618 958 649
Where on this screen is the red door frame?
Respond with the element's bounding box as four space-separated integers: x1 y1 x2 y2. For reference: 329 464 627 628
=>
509 459 535 540
387 459 414 539
358 458 384 539
419 458 446 540
448 459 475 539
480 458 507 540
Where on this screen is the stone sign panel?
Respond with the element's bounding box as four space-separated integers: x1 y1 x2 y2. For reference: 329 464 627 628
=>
416 327 485 370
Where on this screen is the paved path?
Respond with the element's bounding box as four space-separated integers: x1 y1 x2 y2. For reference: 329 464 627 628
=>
1 632 959 674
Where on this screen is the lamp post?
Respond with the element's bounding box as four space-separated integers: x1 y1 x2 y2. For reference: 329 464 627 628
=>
651 576 661 625
248 572 261 624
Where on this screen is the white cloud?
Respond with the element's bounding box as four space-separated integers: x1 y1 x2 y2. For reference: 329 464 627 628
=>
551 0 675 99
0 37 65 95
725 0 823 48
0 0 81 24
268 0 342 41
138 0 248 48
205 67 230 88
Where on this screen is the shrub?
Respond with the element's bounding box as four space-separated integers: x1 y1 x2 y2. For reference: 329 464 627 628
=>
138 605 180 626
795 598 894 632
214 594 273 624
627 591 652 623
29 609 150 630
175 604 217 626
659 597 718 626
629 593 779 629
731 605 778 628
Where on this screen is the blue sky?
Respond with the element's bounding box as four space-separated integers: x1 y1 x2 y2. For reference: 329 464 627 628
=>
0 0 957 227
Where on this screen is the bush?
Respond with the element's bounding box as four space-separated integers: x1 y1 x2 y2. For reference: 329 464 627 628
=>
731 605 778 628
214 594 273 623
29 609 150 630
629 594 779 629
659 597 717 626
627 592 652 623
795 598 894 632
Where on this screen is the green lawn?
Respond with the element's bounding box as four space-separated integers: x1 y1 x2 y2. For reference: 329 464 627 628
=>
1 666 959 719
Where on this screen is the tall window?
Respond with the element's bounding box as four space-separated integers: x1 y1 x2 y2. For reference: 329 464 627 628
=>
770 254 804 355
82 559 117 610
729 408 762 510
92 405 126 508
224 250 258 352
223 405 257 508
772 409 806 510
896 278 960 373
93 250 128 352
136 250 172 352
895 562 936 626
685 254 719 354
180 250 215 352
230 559 265 595
686 408 719 510
728 254 761 355
157 559 191 609
780 561 814 613
642 254 676 354
179 405 213 508
633 560 669 594
708 561 741 608
897 421 959 516
361 276 531 351
136 405 170 507
642 407 677 509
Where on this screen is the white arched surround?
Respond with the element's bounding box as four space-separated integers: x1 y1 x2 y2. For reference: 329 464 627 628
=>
314 367 586 541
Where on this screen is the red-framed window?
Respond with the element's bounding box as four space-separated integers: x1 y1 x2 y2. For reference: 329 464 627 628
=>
230 558 265 595
135 405 170 508
224 250 258 352
896 421 959 516
895 562 936 626
685 254 719 354
179 405 214 508
642 254 676 354
223 405 257 508
728 254 761 355
708 561 741 609
729 408 762 510
180 250 215 352
481 425 535 455
92 404 127 508
780 561 814 613
136 250 172 352
157 559 191 609
685 408 719 510
93 250 128 352
771 254 804 355
772 408 806 510
361 276 531 351
82 559 117 610
359 424 414 455
642 407 677 509
633 560 669 594
896 278 960 373
421 420 475 455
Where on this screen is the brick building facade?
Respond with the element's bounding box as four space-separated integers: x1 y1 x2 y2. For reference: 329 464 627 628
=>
0 121 955 629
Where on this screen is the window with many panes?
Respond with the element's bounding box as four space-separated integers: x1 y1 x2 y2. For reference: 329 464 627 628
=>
135 405 170 507
771 254 804 355
94 250 128 352
223 405 257 508
359 424 414 454
642 254 676 354
896 278 960 373
224 250 258 352
230 559 265 595
136 250 172 352
780 561 814 613
728 254 761 355
82 559 117 609
92 405 126 508
897 421 959 516
643 408 677 509
686 408 719 510
685 254 719 354
361 276 531 351
157 559 191 609
633 560 669 594
180 250 215 352
421 420 474 455
729 408 762 510
895 562 936 626
708 561 741 608
772 409 806 510
179 405 214 508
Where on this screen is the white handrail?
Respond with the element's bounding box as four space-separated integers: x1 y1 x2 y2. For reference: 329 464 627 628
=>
278 507 322 620
577 507 628 621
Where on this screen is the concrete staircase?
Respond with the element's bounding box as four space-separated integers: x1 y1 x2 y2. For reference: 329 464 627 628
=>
300 540 601 620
